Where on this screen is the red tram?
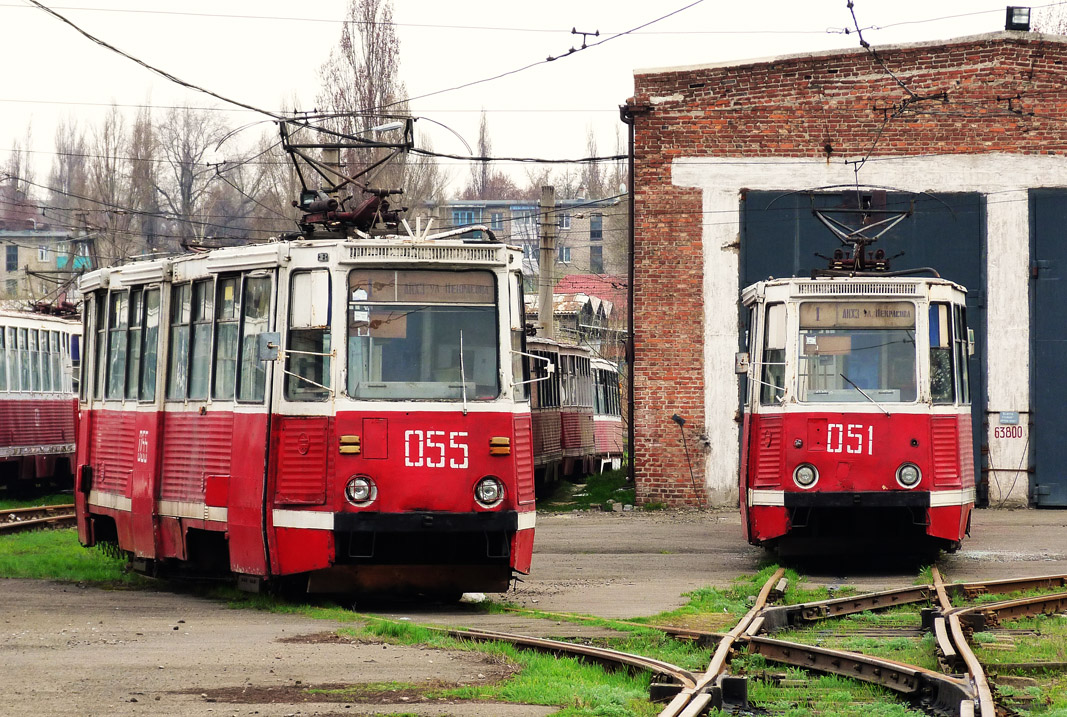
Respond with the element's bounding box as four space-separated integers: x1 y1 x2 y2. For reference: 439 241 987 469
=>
0 308 80 491
74 233 536 595
739 276 975 553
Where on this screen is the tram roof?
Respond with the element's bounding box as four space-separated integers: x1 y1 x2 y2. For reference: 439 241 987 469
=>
78 235 524 292
741 275 967 304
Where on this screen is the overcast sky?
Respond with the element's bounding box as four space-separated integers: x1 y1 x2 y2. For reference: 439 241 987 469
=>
1 0 1063 195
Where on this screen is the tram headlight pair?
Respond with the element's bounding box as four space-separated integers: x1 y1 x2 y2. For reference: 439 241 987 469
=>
475 476 505 507
344 475 377 507
793 463 819 489
896 463 922 489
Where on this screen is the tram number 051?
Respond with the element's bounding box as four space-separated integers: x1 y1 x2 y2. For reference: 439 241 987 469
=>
404 430 469 469
827 423 873 456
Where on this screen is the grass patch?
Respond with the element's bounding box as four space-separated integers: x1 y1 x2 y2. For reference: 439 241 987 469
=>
0 528 140 585
0 492 72 510
539 468 634 512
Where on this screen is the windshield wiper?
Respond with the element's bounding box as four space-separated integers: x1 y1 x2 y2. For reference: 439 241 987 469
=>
839 373 890 416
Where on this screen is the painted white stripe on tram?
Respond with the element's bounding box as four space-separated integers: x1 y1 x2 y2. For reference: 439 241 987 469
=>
88 490 132 512
929 488 977 507
156 500 228 523
272 509 335 530
0 443 75 458
517 512 536 530
748 489 785 507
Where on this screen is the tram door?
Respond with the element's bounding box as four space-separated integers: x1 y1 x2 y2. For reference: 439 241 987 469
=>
740 190 987 501
1030 190 1067 506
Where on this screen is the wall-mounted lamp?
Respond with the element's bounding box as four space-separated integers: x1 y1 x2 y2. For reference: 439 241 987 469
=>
1005 6 1031 31
669 413 703 508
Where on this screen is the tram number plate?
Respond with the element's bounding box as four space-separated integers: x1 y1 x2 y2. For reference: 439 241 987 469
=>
826 423 873 456
404 430 469 469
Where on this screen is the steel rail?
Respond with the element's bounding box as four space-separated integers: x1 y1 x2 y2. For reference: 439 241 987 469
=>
441 626 697 690
932 567 997 717
658 567 787 717
0 503 75 516
0 511 76 533
756 573 1067 634
743 634 975 715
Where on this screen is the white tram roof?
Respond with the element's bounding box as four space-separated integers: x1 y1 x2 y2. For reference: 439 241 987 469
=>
78 235 524 292
0 306 81 330
741 275 967 306
526 335 595 359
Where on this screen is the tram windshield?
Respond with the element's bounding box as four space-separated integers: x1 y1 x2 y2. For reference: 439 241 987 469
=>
797 301 917 403
346 269 499 400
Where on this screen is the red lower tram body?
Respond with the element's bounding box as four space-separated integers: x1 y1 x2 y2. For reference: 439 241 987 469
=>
0 396 77 489
77 407 534 595
741 410 974 553
593 415 624 471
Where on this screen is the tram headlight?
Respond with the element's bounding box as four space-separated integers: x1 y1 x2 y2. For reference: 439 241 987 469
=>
896 463 922 489
344 475 377 506
793 463 819 489
475 476 505 507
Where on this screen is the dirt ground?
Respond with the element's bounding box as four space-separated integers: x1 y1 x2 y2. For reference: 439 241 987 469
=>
2 507 1065 716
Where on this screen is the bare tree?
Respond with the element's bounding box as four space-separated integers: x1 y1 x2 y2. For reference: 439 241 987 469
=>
126 105 164 251
47 118 88 216
460 111 520 200
154 105 228 248
580 127 607 200
315 0 445 220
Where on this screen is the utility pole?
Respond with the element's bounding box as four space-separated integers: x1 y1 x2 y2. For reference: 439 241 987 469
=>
537 185 557 339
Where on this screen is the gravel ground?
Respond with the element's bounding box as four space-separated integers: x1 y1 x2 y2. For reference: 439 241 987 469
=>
2 506 1065 715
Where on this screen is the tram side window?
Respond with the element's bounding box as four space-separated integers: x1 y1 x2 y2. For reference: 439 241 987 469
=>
213 276 240 400
0 327 5 391
18 328 30 393
760 303 786 405
510 271 529 402
167 284 192 400
237 275 271 403
93 293 106 399
929 303 955 404
106 291 129 399
28 329 41 391
530 350 559 409
49 331 60 393
125 289 143 400
286 270 331 401
4 327 14 391
189 280 213 400
955 306 970 405
139 289 160 401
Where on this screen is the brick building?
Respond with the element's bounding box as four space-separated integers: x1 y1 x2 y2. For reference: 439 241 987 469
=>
627 31 1067 509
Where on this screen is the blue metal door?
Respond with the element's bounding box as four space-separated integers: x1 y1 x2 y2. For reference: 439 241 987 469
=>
1029 190 1067 506
740 190 987 502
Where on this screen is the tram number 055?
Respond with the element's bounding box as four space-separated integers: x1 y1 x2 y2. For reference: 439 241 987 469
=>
405 430 469 469
827 423 873 455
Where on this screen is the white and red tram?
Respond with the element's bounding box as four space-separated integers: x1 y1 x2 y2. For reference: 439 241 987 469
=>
74 234 536 595
0 308 80 491
739 276 975 553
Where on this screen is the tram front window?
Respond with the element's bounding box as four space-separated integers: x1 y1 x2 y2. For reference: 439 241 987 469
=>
347 270 500 401
797 301 917 403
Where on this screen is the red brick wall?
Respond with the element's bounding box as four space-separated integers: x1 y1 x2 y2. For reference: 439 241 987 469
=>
629 33 1067 507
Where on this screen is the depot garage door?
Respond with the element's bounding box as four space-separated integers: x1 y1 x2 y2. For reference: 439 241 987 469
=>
740 191 987 503
1029 189 1067 507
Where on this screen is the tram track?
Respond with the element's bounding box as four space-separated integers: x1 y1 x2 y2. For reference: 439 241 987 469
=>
436 570 1067 716
0 504 76 534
